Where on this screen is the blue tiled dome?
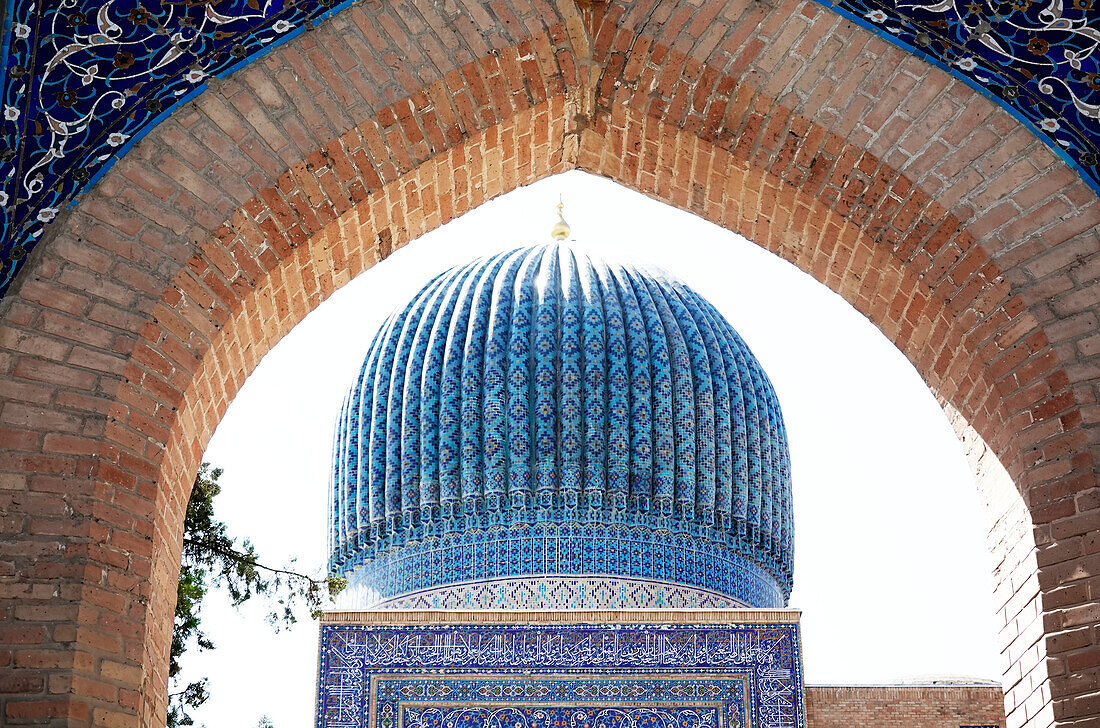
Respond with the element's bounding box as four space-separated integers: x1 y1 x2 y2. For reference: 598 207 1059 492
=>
329 244 793 608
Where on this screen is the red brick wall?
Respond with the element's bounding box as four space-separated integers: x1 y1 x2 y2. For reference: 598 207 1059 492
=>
0 1 1096 727
807 685 1006 728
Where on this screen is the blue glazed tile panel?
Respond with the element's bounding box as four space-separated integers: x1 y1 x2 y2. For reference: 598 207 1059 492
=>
316 622 805 728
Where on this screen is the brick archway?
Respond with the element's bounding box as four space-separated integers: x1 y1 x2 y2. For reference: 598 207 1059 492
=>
0 2 1096 727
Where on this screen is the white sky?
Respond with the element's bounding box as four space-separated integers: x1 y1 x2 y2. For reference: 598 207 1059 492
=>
187 170 1003 727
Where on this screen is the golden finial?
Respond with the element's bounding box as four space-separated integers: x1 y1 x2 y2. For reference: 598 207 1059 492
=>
550 197 571 241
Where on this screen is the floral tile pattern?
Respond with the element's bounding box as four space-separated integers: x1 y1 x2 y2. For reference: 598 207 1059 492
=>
1 0 1097 300
822 0 1099 174
0 0 352 295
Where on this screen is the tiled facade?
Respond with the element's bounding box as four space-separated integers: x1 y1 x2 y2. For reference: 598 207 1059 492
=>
316 612 806 728
315 613 1008 728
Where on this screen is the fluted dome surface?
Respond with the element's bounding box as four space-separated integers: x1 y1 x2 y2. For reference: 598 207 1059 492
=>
330 244 793 607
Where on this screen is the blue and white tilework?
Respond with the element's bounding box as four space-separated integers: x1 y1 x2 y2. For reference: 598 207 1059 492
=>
315 621 805 728
0 0 1098 301
329 244 793 608
359 576 743 610
400 703 723 728
335 522 785 609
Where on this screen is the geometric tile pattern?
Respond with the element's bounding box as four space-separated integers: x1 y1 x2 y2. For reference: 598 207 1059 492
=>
397 696 731 728
335 522 786 610
2 1 1099 301
329 244 793 605
360 576 744 611
316 619 805 728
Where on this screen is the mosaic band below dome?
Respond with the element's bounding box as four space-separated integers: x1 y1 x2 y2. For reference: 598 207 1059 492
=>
334 522 786 609
355 577 746 610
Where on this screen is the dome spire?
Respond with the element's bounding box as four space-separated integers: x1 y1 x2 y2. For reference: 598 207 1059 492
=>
550 197 571 241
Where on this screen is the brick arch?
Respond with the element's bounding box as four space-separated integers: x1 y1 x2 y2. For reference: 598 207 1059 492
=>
0 2 1097 728
579 31 1048 481
580 108 999 441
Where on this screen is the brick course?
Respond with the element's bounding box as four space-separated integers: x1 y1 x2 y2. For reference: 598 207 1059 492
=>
0 1 1096 727
806 685 1006 728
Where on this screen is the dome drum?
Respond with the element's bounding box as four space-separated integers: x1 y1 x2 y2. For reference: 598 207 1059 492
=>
330 244 794 608
336 521 786 609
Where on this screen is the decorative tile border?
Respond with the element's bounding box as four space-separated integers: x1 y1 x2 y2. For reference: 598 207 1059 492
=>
319 608 804 624
337 523 786 609
0 0 1097 300
380 678 744 728
350 576 745 611
317 613 806 728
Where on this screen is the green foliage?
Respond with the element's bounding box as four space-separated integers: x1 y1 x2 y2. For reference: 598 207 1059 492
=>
168 463 347 727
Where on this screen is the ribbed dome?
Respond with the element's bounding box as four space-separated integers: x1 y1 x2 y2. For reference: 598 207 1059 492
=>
329 244 793 608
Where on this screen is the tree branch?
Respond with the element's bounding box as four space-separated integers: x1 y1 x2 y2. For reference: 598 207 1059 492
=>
182 539 325 583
